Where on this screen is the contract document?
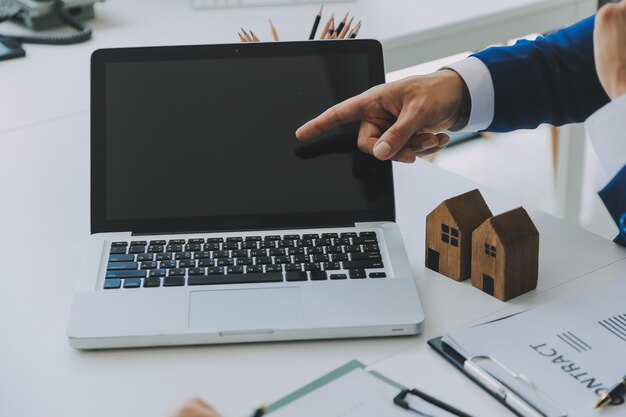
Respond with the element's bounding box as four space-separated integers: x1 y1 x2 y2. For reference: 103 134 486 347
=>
441 280 626 417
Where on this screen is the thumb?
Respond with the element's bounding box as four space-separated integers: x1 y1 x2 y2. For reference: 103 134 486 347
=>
373 110 422 160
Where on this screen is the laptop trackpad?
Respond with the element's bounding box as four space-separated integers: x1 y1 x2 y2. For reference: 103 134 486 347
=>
189 287 304 331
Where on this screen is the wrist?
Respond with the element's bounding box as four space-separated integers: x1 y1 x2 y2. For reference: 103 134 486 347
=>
440 69 471 131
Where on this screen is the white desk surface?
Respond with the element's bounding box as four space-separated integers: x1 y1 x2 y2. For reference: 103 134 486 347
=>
0 0 595 134
0 110 624 417
1 1 618 416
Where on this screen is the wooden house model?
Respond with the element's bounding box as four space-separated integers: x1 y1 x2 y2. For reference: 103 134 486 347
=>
425 189 493 281
471 207 539 301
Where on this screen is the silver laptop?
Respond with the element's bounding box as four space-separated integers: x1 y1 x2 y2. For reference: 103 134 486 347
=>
67 40 425 349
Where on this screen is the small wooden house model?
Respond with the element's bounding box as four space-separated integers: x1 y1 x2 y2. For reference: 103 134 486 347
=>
425 189 493 281
471 207 539 301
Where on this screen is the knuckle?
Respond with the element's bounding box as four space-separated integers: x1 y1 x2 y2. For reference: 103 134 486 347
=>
384 127 408 145
357 140 371 154
598 4 616 22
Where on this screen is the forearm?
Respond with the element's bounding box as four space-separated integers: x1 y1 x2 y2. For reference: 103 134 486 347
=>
449 15 610 133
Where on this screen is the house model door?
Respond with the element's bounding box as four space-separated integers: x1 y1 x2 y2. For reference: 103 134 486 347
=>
427 248 440 272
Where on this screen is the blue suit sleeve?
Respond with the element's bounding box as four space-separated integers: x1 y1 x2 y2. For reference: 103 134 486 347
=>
473 15 610 132
598 164 626 246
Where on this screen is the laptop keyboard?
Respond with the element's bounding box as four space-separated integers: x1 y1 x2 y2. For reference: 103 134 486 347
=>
103 231 387 289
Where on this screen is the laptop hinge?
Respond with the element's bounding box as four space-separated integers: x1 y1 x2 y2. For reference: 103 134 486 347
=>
129 223 390 236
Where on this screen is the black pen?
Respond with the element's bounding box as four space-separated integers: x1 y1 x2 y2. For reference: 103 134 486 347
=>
595 374 626 408
309 5 323 40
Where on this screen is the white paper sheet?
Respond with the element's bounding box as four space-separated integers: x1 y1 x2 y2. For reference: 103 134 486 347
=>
269 367 458 417
445 280 626 417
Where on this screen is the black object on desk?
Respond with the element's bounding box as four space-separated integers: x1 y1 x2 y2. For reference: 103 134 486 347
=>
0 35 25 61
395 388 475 417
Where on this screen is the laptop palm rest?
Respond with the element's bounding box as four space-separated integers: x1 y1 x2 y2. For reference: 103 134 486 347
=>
188 287 304 331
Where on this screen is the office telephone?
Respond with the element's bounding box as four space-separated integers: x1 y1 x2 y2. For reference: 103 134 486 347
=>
0 0 102 44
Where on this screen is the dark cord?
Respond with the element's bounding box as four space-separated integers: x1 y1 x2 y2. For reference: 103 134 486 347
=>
0 0 91 45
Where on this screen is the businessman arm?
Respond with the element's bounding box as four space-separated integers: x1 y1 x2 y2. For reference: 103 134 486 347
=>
466 15 611 131
297 14 610 161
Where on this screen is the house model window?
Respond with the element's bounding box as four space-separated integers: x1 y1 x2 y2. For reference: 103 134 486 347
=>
484 243 496 258
441 224 459 247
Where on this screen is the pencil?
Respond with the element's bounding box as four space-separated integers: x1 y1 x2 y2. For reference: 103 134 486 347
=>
240 28 253 42
347 20 358 38
338 16 353 39
238 32 247 42
250 31 260 42
269 19 279 41
309 5 323 40
349 21 361 38
324 18 335 39
335 12 349 36
319 13 334 39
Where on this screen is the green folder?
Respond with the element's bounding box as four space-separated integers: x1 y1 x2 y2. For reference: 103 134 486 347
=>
265 360 406 414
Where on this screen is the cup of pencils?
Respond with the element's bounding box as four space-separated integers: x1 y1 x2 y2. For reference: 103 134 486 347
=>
238 5 361 43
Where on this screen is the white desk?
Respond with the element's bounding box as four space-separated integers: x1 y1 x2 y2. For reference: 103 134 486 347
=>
1 2 619 416
0 111 624 417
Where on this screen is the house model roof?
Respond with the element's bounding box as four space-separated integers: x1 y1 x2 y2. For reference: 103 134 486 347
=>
443 189 493 231
488 207 539 246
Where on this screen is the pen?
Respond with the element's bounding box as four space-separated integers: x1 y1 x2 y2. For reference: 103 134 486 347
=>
464 360 545 417
269 19 279 41
309 5 323 40
594 374 626 409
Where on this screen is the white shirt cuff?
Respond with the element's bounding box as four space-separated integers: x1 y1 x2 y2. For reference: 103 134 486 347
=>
585 94 626 179
445 57 495 132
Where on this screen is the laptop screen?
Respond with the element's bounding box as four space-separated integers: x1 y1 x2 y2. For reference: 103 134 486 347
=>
91 41 394 233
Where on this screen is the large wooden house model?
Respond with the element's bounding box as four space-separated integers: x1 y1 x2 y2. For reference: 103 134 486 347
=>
471 207 539 301
425 189 493 281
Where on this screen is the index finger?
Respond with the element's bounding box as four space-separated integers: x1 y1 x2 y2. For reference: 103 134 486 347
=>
295 93 368 141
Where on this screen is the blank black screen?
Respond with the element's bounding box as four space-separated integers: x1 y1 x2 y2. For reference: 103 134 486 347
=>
102 49 391 231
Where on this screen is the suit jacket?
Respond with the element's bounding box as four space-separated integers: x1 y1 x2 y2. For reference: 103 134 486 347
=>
599 165 626 246
472 15 625 245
